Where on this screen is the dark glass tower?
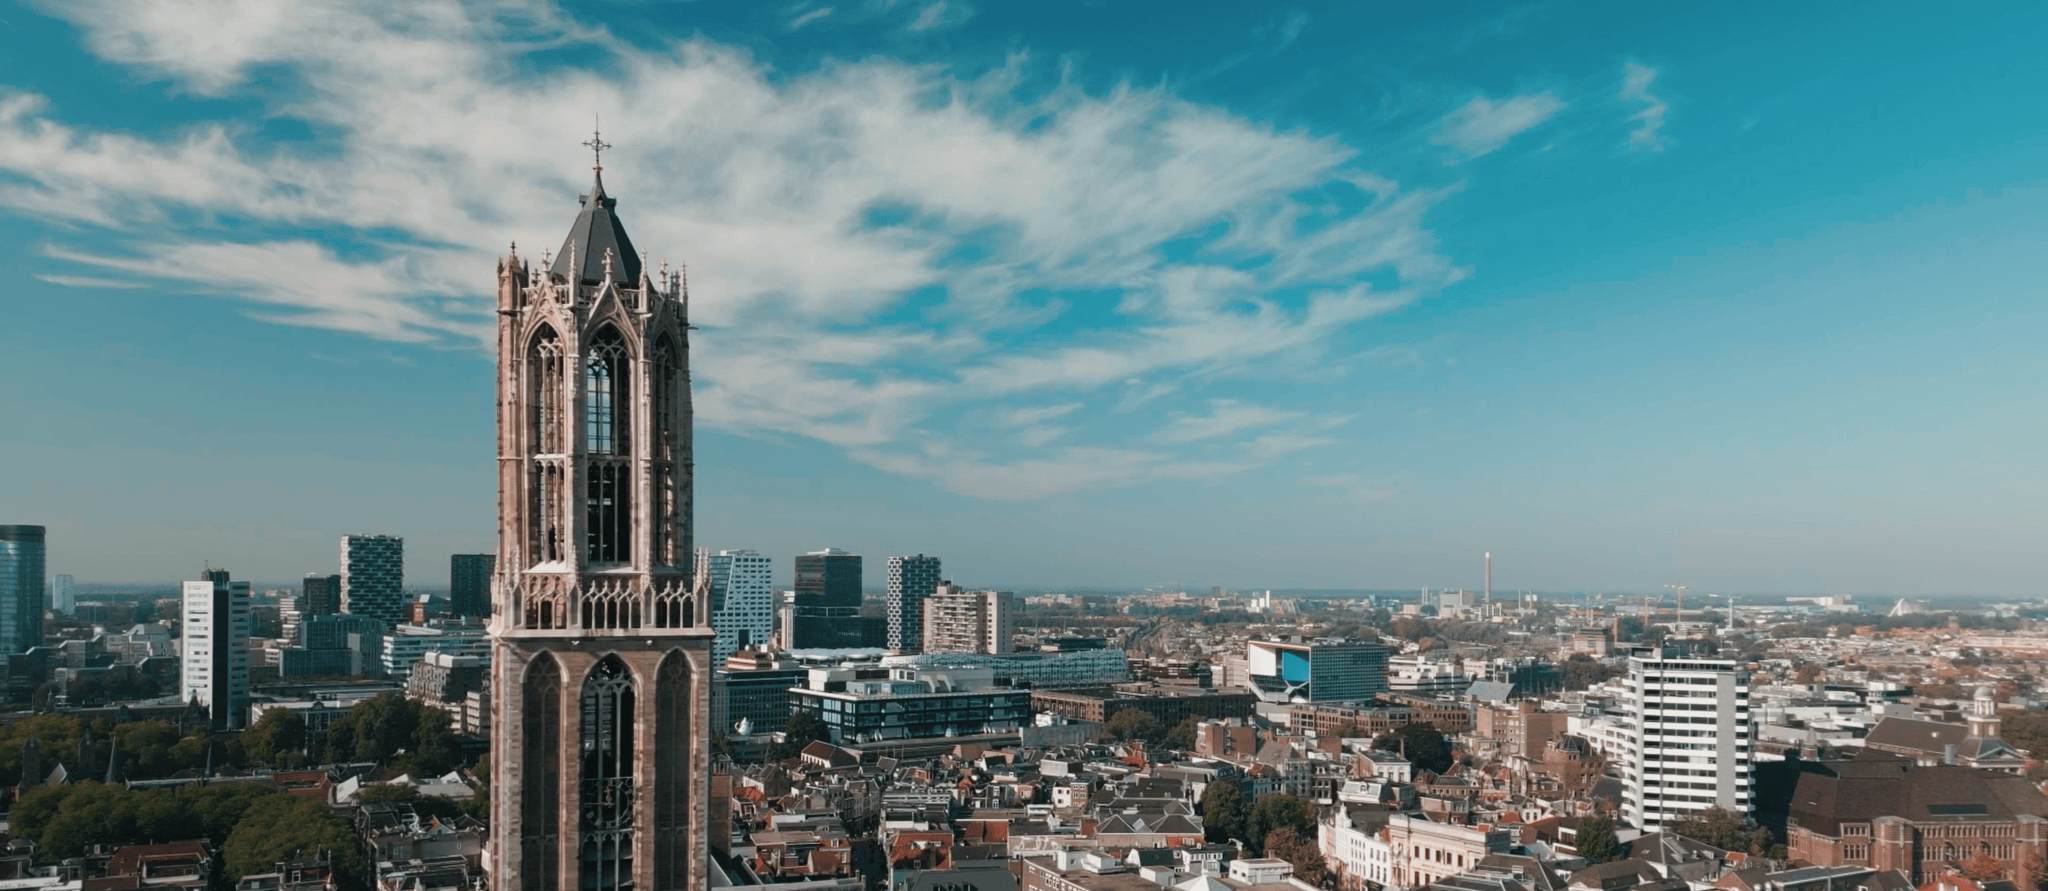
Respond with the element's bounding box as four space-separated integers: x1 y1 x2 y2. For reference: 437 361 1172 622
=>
303 573 342 616
0 526 45 655
450 553 494 618
791 548 862 649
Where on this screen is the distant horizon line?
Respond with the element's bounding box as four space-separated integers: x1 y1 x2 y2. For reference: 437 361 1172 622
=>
45 581 2038 604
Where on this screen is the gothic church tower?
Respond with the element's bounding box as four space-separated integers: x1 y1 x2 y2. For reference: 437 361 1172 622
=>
489 140 712 891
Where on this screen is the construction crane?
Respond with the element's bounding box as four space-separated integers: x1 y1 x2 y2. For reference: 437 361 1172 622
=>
1664 583 1688 624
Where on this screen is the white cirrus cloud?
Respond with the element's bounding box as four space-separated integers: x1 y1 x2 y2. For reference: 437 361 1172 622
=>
2 0 1469 499
790 7 834 28
1154 399 1306 445
908 1 967 31
1434 92 1564 158
35 273 146 289
1621 61 1669 150
1301 472 1398 504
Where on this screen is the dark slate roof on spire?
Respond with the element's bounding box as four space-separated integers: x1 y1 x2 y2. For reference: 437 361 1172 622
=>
551 172 642 285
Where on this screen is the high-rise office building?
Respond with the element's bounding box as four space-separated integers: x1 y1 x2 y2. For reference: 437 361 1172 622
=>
707 548 773 666
52 573 75 616
794 548 860 606
921 583 1015 655
1245 639 1389 704
182 568 251 730
0 526 45 655
791 548 863 649
303 572 342 615
1623 646 1752 829
450 553 495 618
340 534 404 625
884 555 942 653
485 155 711 891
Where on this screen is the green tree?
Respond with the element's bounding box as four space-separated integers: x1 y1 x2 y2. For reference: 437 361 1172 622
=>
0 715 89 787
222 794 367 891
1666 808 1772 855
1961 851 2007 882
1165 717 1200 750
1199 780 1249 846
1561 655 1625 692
112 721 191 780
772 709 829 760
1246 795 1316 856
1265 827 1332 887
1373 724 1452 774
243 709 309 769
1576 815 1623 864
9 784 84 847
397 706 460 776
1104 709 1162 743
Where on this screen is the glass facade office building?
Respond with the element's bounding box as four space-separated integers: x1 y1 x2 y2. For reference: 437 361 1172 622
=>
0 526 45 655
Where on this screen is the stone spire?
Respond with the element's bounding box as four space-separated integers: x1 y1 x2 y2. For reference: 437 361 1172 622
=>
105 733 124 785
549 124 641 286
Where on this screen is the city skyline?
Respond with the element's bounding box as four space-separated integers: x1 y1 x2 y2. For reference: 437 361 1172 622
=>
4 2 2047 595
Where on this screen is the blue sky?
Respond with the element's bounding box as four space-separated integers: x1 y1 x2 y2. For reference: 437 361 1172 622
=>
2 1 2044 595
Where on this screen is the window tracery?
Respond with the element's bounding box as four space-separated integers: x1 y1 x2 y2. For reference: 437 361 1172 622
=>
585 328 632 564
580 656 635 891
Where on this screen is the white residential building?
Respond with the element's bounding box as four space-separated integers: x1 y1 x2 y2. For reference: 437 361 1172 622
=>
922 583 1014 655
52 574 75 616
1321 805 1394 891
707 548 774 666
1568 712 1636 764
1323 809 1510 890
381 623 490 680
1624 647 1753 829
181 572 250 730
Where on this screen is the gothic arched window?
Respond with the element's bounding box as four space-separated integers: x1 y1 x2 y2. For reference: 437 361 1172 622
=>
654 650 690 888
651 334 677 565
585 327 632 564
527 327 567 565
585 328 629 455
529 326 564 453
580 656 635 891
520 654 562 891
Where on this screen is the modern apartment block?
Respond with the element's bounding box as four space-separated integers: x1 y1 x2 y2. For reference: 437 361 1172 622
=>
1623 646 1753 829
1245 639 1389 704
884 555 942 653
340 534 405 626
380 622 490 680
448 553 494 618
707 548 774 666
182 568 251 730
788 664 1031 746
921 583 1014 655
0 526 45 655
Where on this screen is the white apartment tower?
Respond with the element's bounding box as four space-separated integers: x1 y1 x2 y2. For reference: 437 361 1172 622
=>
340 534 405 626
921 582 1014 655
181 569 251 731
1624 646 1753 829
52 574 75 616
884 555 942 653
706 548 774 666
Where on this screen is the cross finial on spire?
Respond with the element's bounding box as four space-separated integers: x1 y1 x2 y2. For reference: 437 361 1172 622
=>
584 116 611 173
